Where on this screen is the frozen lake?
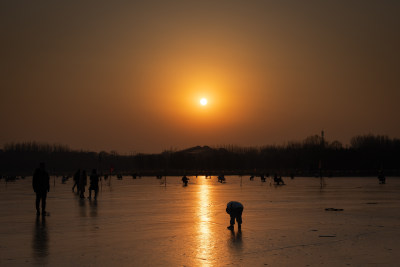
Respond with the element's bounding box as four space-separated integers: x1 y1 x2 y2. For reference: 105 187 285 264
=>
1 176 400 266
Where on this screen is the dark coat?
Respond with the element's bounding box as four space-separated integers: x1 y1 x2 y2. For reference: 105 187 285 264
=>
32 168 50 193
226 201 243 214
90 174 99 189
79 172 87 191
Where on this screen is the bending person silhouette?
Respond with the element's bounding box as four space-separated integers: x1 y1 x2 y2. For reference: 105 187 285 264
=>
226 201 244 230
32 163 50 216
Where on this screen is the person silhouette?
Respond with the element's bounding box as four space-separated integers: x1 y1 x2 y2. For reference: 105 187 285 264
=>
79 170 87 199
378 171 386 184
32 162 50 216
226 201 244 230
72 169 80 193
88 169 100 200
182 175 189 186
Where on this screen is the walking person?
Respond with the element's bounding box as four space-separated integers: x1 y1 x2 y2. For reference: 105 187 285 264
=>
33 163 50 216
72 169 80 193
226 201 244 230
88 169 100 200
79 170 87 199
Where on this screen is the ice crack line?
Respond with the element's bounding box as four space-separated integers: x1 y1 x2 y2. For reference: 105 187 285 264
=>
242 230 377 256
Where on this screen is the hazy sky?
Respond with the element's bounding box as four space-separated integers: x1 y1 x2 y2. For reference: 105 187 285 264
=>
1 0 399 153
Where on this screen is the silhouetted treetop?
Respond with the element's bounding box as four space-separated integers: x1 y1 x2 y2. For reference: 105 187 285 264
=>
3 141 71 153
1 134 399 175
350 134 400 150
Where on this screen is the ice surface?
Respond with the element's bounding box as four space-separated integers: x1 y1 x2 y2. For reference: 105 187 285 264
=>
1 176 400 266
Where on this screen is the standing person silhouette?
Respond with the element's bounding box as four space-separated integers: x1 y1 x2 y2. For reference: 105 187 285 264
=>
88 169 100 200
32 163 50 216
226 201 244 231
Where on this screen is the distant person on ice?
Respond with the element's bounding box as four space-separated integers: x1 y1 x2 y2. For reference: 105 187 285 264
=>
226 201 244 230
88 169 100 200
378 171 386 184
32 162 50 216
79 170 87 199
72 169 80 193
182 175 189 186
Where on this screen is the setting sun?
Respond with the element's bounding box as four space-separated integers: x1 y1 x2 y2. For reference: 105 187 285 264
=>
200 98 208 106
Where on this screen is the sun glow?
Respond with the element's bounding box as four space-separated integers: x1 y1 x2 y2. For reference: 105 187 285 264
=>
155 80 241 132
200 98 208 106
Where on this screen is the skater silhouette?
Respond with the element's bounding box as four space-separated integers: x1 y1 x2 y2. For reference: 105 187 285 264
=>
32 163 50 216
89 169 100 200
72 169 80 193
182 175 189 186
79 170 87 199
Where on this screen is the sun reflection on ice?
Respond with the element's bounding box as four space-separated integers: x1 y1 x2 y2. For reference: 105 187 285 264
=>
196 181 213 266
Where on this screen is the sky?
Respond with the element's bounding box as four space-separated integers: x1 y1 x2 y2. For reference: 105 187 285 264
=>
1 0 399 154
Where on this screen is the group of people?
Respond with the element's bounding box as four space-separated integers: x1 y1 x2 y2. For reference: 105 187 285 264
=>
249 174 285 185
72 169 100 199
218 175 226 183
273 174 285 185
181 174 228 185
33 163 102 216
181 174 287 186
32 162 389 233
33 163 245 231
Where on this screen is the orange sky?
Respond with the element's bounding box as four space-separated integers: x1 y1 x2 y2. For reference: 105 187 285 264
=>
1 1 399 153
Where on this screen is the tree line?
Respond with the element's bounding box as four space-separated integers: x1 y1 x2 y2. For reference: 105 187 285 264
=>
1 134 399 176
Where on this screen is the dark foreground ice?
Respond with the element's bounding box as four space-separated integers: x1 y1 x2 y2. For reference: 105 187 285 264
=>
1 176 399 266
